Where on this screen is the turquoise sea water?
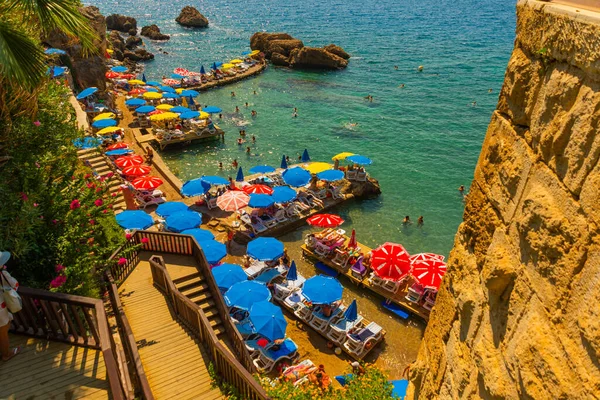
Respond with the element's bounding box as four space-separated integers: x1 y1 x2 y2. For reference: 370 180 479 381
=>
92 0 516 256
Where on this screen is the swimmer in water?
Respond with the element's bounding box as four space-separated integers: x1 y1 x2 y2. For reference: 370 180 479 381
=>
399 84 405 88
251 110 257 117
237 138 244 145
253 90 257 95
231 91 236 97
252 135 256 143
403 215 412 225
219 113 223 119
459 185 465 194
394 65 399 70
245 102 249 107
218 162 223 169
417 216 424 226
232 159 238 168
246 146 251 154
488 88 493 93
471 101 477 106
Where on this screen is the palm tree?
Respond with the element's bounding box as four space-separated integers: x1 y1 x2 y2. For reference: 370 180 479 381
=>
0 0 97 92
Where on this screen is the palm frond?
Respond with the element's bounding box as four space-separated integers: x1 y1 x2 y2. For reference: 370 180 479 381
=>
8 0 98 54
0 21 47 89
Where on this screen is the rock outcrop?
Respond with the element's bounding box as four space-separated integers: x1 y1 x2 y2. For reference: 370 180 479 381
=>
123 48 154 62
107 30 153 63
45 6 107 90
407 1 600 399
141 24 170 40
176 6 209 27
250 32 349 69
106 14 137 35
125 35 142 49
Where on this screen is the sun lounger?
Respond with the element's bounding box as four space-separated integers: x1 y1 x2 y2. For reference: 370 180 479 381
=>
369 273 403 293
285 204 301 218
254 268 283 284
422 290 437 311
331 249 351 269
284 290 305 310
245 338 267 356
356 171 367 182
206 197 218 210
274 209 288 223
245 261 269 278
343 322 383 358
345 170 357 180
260 214 277 228
253 338 299 373
405 283 425 303
308 305 345 333
282 359 317 386
273 283 293 302
233 318 256 338
310 188 327 200
293 303 316 323
325 315 364 345
134 193 166 209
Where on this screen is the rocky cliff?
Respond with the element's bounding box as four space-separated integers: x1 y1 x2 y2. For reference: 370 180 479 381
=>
408 1 600 399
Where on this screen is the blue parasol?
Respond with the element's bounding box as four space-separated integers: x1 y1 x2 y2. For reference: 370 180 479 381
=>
111 66 128 73
201 175 229 186
125 98 146 106
236 167 244 182
135 105 156 114
271 186 297 203
92 119 117 128
248 194 274 208
281 155 289 169
144 87 159 92
76 87 98 100
171 73 184 79
181 228 215 242
203 106 222 113
317 169 345 182
249 301 287 341
146 81 161 86
73 136 102 149
343 299 358 322
159 85 176 93
391 380 409 399
302 275 343 304
249 165 276 174
165 210 202 232
282 167 311 187
155 201 189 217
224 281 271 310
346 154 372 165
142 73 147 83
105 148 133 156
211 62 217 70
287 261 298 281
47 66 66 78
179 111 200 119
301 149 310 162
200 65 206 74
181 178 210 196
44 48 66 55
247 237 284 261
162 92 180 99
197 240 227 264
180 89 199 97
211 263 247 290
116 211 153 230
171 106 190 113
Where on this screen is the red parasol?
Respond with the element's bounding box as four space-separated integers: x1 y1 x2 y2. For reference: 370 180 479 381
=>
132 176 163 190
216 190 250 211
106 143 129 151
122 165 151 177
409 253 445 263
129 88 147 95
115 155 144 168
174 67 190 75
105 71 120 79
347 229 357 248
120 73 136 79
147 110 165 116
412 259 447 290
370 242 411 281
307 214 344 228
162 78 179 86
243 184 274 195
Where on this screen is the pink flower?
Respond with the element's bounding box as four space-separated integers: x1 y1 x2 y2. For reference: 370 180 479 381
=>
20 192 28 201
89 219 96 225
87 182 96 189
111 193 117 197
96 187 102 193
84 174 91 179
106 172 114 178
50 275 67 288
35 162 40 168
103 209 108 214
141 238 149 244
52 219 58 224
55 264 65 273
125 233 132 240
70 199 80 210
94 199 103 207
33 203 39 207
33 121 41 127
118 257 127 265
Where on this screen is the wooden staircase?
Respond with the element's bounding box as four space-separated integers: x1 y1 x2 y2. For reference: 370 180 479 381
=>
173 273 228 339
77 148 126 211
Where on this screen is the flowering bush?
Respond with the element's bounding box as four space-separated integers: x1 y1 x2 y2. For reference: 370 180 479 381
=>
0 83 126 297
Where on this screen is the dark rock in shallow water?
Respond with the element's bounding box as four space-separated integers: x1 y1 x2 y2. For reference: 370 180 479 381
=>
250 33 302 58
289 47 348 69
106 14 137 33
176 6 209 27
323 44 350 60
141 24 170 40
124 48 154 62
125 35 143 49
271 52 290 66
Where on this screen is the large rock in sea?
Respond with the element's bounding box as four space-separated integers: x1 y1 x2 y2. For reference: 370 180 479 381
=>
250 32 303 58
124 48 154 62
106 14 137 35
289 47 348 69
323 44 350 60
271 52 290 67
141 24 170 40
176 6 209 27
45 6 107 90
125 35 143 49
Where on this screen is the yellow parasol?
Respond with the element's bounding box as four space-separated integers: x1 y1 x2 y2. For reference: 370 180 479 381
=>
107 49 114 54
305 162 333 174
332 152 355 161
175 88 184 94
128 79 146 85
149 112 179 121
250 50 260 56
97 126 123 135
143 91 163 100
198 111 210 119
230 59 243 64
156 104 173 111
93 112 116 121
221 63 234 69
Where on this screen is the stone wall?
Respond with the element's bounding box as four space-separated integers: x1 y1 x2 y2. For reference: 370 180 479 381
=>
407 1 600 398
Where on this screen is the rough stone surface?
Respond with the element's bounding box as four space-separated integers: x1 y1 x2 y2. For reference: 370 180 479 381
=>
289 47 348 70
125 35 142 49
176 6 208 27
105 14 137 33
45 6 107 90
123 48 154 62
323 44 350 59
250 32 349 70
407 1 600 399
141 24 170 41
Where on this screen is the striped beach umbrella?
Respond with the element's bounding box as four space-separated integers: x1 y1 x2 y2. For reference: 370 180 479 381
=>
371 242 411 281
115 155 144 168
122 165 151 177
106 143 128 151
216 191 250 212
412 259 447 290
307 214 344 228
243 184 273 195
131 176 163 190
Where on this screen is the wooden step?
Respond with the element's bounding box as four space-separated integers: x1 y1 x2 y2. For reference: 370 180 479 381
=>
197 298 216 310
202 306 219 319
189 290 212 303
181 284 210 300
173 273 203 285
177 276 205 292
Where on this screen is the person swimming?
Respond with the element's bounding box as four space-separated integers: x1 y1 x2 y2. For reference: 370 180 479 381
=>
232 159 238 168
218 113 223 119
235 106 240 113
253 90 257 95
403 215 411 225
417 216 424 226
399 84 405 88
239 129 246 136
245 102 249 107
246 146 251 154
231 91 236 97
251 110 257 117
218 162 223 169
252 135 256 143
459 185 465 193
237 138 244 145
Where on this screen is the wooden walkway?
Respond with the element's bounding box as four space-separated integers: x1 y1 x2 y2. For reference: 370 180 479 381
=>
118 254 225 400
0 334 110 399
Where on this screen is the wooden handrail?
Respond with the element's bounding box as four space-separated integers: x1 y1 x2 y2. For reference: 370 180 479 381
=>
106 272 154 400
9 286 128 399
149 255 269 400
